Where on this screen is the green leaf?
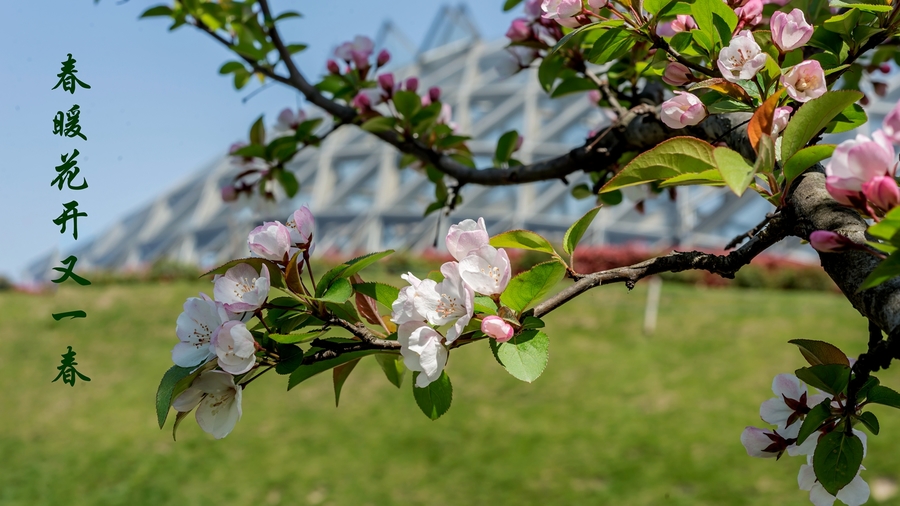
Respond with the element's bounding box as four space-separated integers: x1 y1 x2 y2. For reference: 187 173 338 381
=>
866 384 900 409
342 250 395 279
813 430 865 496
275 169 299 197
375 353 406 388
393 90 421 120
333 358 361 407
825 103 867 134
658 170 725 188
548 23 607 57
501 260 567 313
490 330 550 383
781 90 864 162
714 147 755 197
587 28 635 65
412 371 453 420
692 0 738 47
824 8 861 35
140 5 173 18
829 0 892 11
285 44 307 55
788 339 850 367
503 0 525 10
571 183 593 199
868 207 900 245
494 130 520 164
352 282 400 310
155 365 196 429
601 137 716 193
795 364 851 396
782 145 836 192
249 114 265 145
316 277 353 303
550 77 597 98
538 52 565 92
474 296 497 316
754 134 776 175
288 347 380 390
797 398 833 445
360 116 397 133
859 251 900 291
218 61 245 75
268 330 326 344
490 230 557 255
274 11 302 22
563 206 601 256
858 411 880 435
521 316 545 329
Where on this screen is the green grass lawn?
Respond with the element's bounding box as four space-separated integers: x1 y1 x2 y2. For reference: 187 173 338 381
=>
3 280 899 506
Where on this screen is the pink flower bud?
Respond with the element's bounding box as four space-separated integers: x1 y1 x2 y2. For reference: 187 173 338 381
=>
378 73 395 95
588 0 609 8
863 175 900 210
717 30 767 82
248 221 292 261
481 316 515 343
672 15 697 32
376 49 391 67
660 91 707 129
352 91 372 112
771 106 792 136
428 86 441 103
884 102 900 144
351 50 369 70
506 18 532 42
662 62 693 86
781 60 826 103
327 59 341 74
405 76 419 93
880 63 891 73
514 135 524 152
221 185 238 202
228 141 247 156
735 0 763 26
826 175 864 206
809 230 856 253
587 89 601 105
771 9 813 52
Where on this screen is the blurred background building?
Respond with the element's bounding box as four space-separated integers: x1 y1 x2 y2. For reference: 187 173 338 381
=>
25 5 899 281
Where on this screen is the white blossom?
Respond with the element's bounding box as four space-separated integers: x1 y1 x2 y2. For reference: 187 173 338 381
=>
173 370 243 439
398 321 448 388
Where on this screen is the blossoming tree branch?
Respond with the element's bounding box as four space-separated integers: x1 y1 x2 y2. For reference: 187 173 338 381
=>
136 0 900 503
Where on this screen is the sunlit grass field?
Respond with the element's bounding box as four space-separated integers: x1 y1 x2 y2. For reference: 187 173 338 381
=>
3 280 900 505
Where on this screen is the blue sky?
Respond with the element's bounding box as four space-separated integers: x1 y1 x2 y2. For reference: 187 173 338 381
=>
1 1 516 281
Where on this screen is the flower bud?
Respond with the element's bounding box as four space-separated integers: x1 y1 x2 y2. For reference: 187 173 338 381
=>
770 9 813 52
428 86 441 103
883 102 900 144
352 91 372 112
506 18 532 42
405 76 419 93
248 221 292 261
809 230 856 253
326 59 341 75
863 175 900 210
880 62 891 73
662 62 693 86
588 0 609 8
221 185 238 202
378 73 395 96
481 316 515 343
771 106 792 136
587 89 601 105
514 135 524 152
781 60 826 103
735 0 763 26
660 91 707 129
376 49 391 67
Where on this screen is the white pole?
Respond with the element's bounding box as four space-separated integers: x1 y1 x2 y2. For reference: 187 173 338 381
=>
643 276 663 336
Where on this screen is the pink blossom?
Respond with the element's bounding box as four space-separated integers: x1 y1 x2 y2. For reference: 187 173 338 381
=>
771 106 792 136
405 76 419 93
863 175 900 210
335 35 374 63
286 205 315 248
771 9 813 52
884 101 900 144
482 316 514 342
458 245 512 295
781 60 826 103
506 18 532 42
672 15 697 31
736 0 763 26
542 0 583 28
825 131 897 195
446 217 490 261
524 0 543 19
221 185 238 202
660 91 707 129
717 30 767 82
211 320 257 375
376 49 390 67
587 89 601 105
809 230 856 253
326 59 340 75
662 62 693 86
276 108 306 131
352 91 371 112
588 0 609 8
248 221 292 261
213 263 270 312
